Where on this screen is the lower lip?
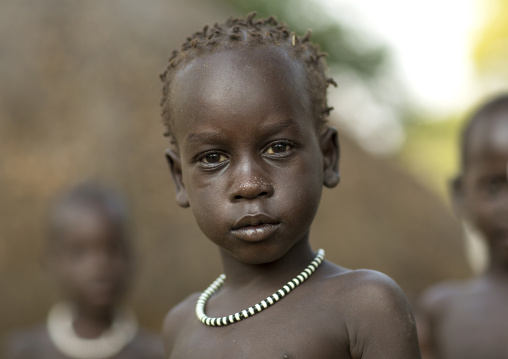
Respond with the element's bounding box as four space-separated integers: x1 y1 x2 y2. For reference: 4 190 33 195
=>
231 223 280 242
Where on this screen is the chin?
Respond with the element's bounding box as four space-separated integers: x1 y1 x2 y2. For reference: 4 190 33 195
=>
227 242 292 265
85 294 122 310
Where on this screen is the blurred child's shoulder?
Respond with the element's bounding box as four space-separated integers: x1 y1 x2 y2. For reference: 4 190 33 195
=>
418 278 474 315
123 329 165 359
3 325 49 358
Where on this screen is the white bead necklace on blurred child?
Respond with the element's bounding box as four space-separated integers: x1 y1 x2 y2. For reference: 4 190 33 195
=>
47 302 137 359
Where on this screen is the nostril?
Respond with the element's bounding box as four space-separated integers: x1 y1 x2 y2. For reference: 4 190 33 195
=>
234 191 269 200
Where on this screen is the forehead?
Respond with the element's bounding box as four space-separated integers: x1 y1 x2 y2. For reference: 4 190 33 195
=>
169 47 311 142
52 202 121 241
468 114 508 162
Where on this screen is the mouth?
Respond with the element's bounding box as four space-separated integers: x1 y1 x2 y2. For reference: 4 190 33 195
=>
231 214 280 242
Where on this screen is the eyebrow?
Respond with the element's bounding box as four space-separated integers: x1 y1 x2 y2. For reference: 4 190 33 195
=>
185 118 301 146
185 131 225 146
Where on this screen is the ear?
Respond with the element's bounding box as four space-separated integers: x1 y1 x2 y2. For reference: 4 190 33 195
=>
449 175 464 217
165 148 190 208
321 127 340 188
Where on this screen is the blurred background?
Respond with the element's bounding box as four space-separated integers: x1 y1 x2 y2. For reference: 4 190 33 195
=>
1 0 507 342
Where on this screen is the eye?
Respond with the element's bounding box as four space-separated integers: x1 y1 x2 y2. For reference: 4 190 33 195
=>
482 175 508 196
265 142 292 155
199 152 228 164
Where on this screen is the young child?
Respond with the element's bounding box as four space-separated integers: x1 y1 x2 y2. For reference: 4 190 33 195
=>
417 94 508 359
4 183 164 359
159 13 421 358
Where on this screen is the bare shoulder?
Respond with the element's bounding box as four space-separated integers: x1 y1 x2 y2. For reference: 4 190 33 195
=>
2 325 48 359
125 329 165 359
322 267 421 358
416 279 472 358
162 292 201 353
335 269 411 315
418 279 470 316
321 266 408 307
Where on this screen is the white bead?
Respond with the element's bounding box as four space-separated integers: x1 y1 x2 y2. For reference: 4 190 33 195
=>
195 250 324 326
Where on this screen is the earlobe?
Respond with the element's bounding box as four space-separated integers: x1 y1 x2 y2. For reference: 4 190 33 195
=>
321 127 340 188
165 148 190 208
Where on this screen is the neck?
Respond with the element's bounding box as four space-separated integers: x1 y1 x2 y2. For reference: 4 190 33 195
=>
219 237 315 289
72 304 115 339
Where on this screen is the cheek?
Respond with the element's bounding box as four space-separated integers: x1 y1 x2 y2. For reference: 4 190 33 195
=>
185 175 227 235
466 194 500 230
275 155 324 217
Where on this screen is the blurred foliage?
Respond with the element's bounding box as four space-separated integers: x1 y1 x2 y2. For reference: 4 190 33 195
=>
473 0 508 77
222 0 388 81
398 115 464 199
401 0 508 198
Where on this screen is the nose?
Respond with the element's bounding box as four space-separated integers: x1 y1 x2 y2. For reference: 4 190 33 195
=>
229 159 274 201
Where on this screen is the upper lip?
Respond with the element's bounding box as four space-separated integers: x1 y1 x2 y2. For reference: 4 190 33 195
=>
232 214 280 230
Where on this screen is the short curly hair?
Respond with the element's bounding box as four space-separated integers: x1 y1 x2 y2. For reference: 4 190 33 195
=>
160 12 337 142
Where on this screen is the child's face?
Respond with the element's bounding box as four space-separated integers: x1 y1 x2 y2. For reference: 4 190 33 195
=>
167 47 339 264
49 204 131 308
460 116 508 249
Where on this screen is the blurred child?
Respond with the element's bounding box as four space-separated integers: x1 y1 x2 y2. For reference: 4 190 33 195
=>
418 94 508 359
4 183 164 359
159 13 421 358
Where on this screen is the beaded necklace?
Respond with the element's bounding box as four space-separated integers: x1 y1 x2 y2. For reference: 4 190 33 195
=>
196 249 325 327
47 302 137 359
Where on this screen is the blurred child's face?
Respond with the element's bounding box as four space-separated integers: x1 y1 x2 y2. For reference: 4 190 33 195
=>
50 204 131 309
461 116 508 249
167 47 338 264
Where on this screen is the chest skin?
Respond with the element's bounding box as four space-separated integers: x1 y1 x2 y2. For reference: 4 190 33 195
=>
168 291 351 359
434 291 508 359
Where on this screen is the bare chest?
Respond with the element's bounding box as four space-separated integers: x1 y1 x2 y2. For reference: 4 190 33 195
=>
169 304 350 359
436 296 508 359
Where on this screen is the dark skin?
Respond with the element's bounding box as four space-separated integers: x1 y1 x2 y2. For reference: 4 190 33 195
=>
4 202 164 359
48 203 132 337
418 113 508 359
164 47 421 358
